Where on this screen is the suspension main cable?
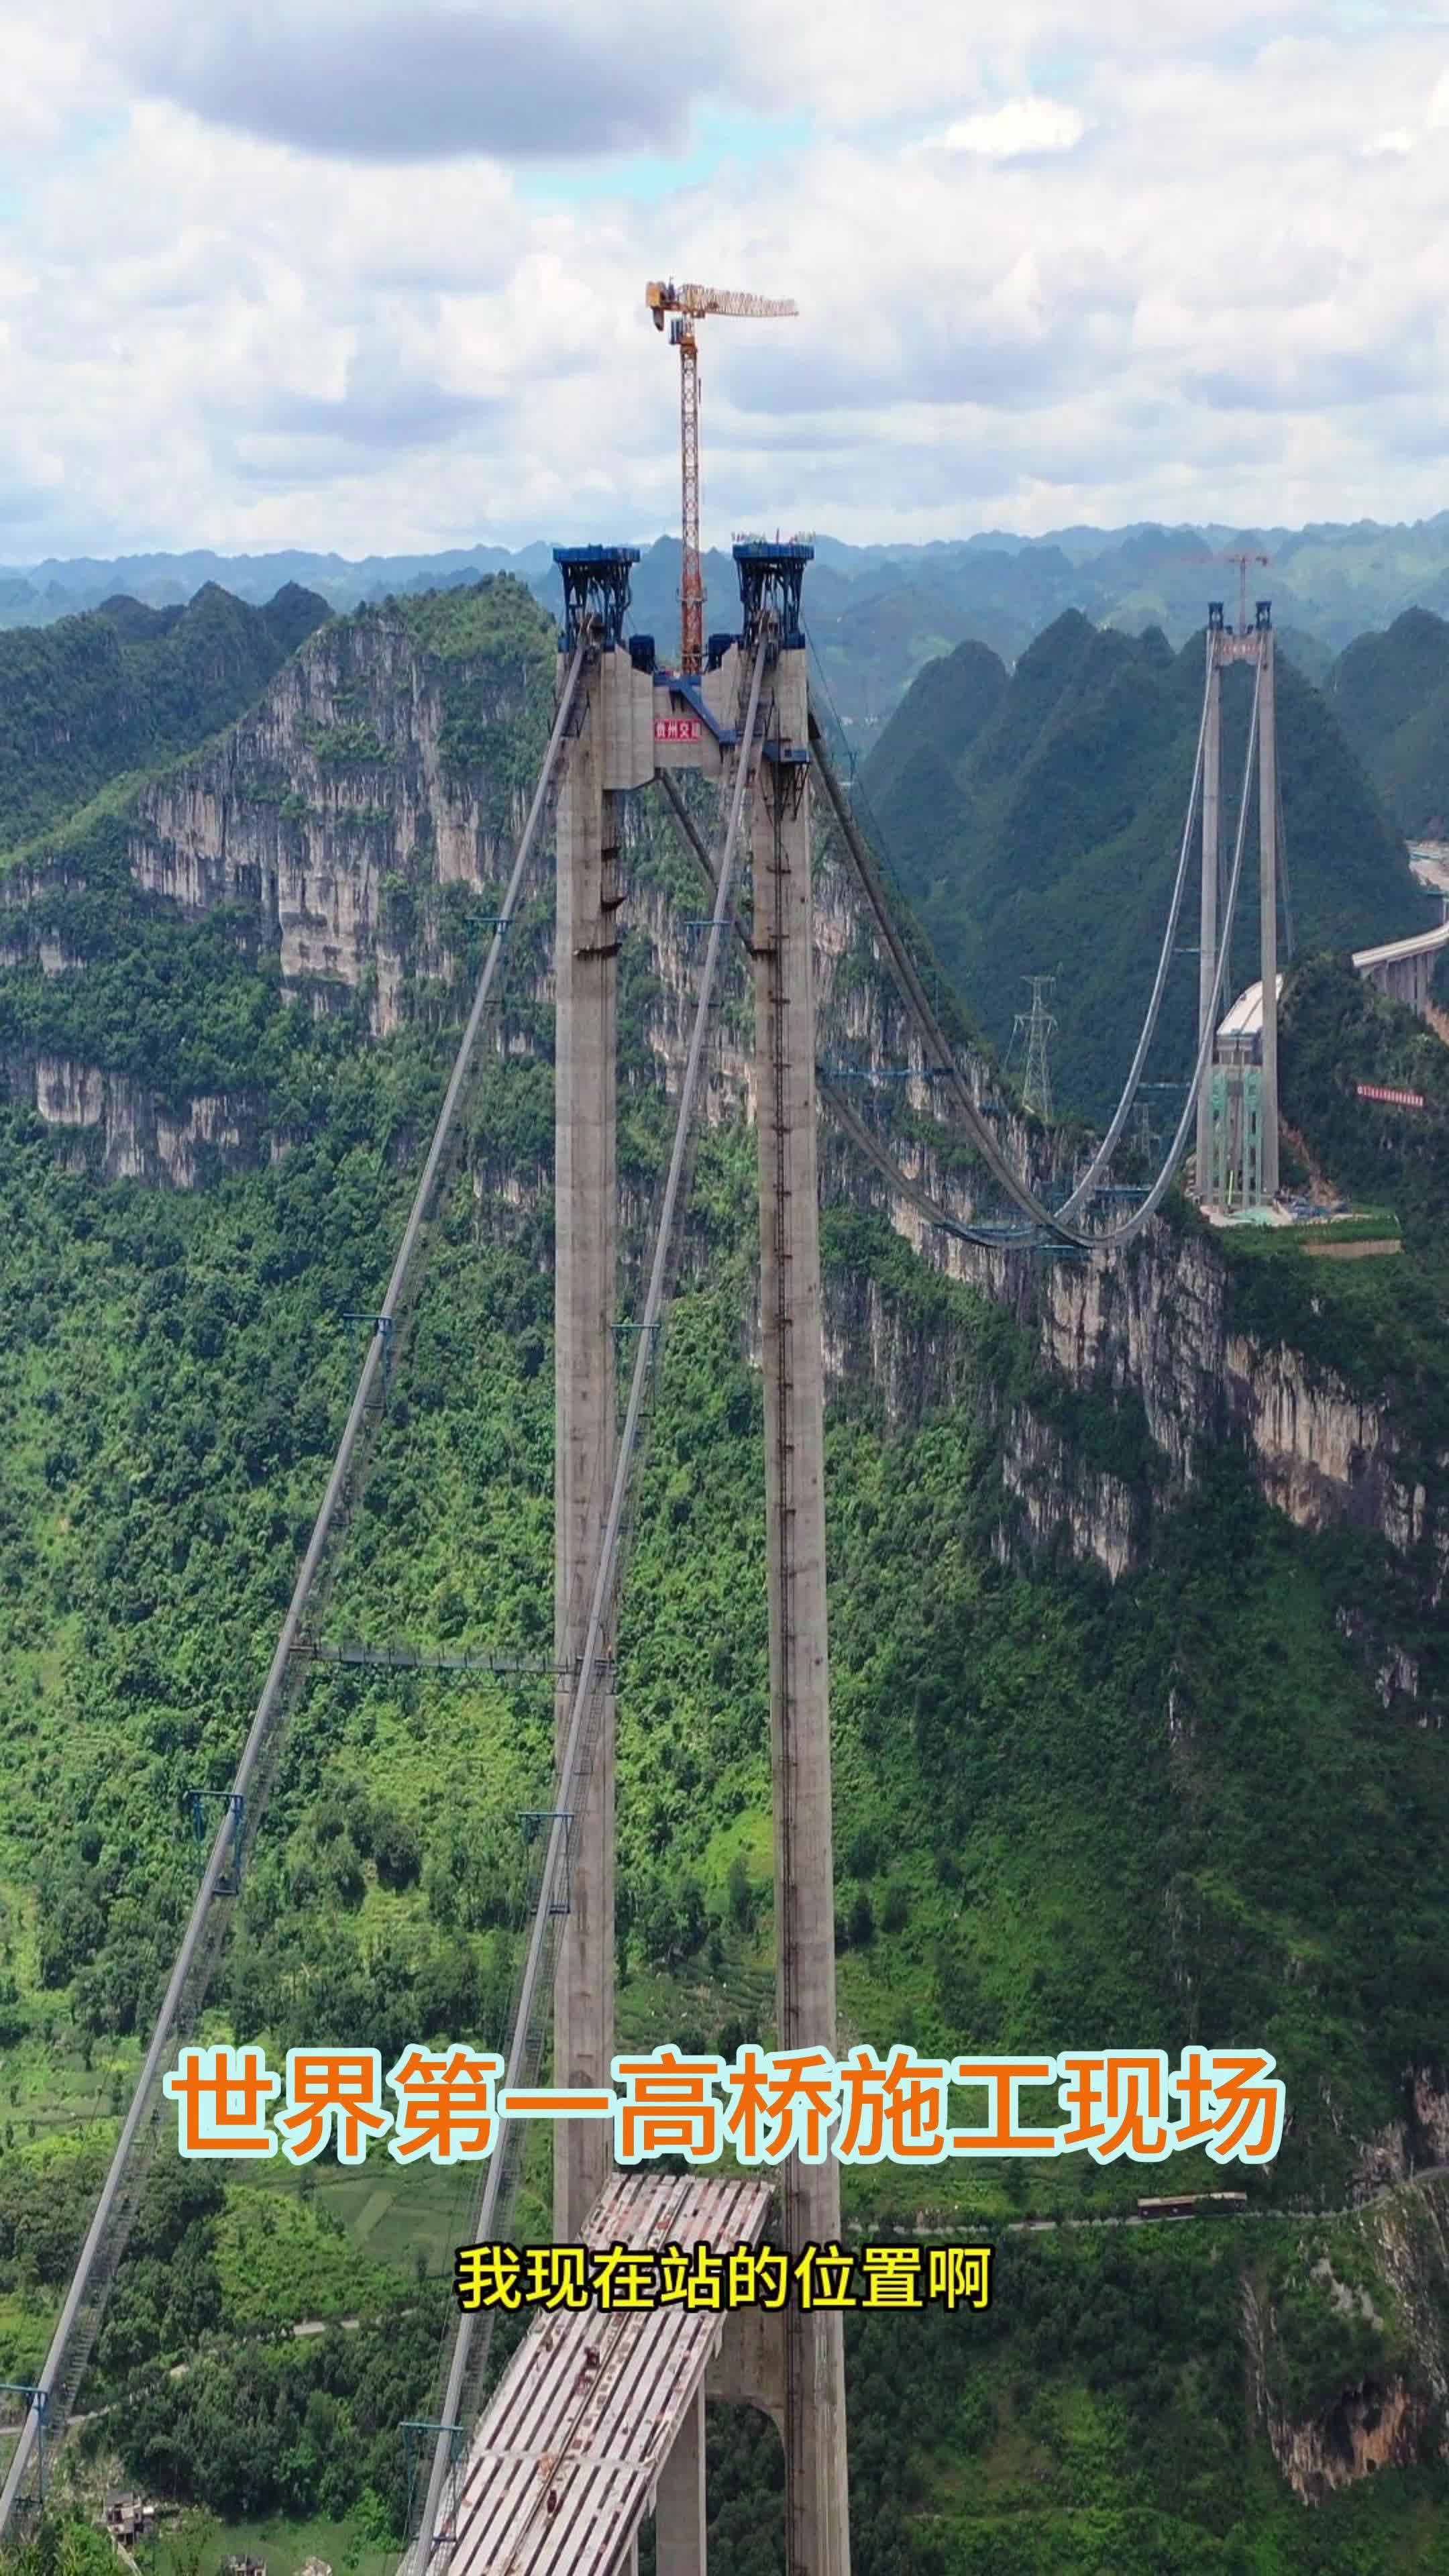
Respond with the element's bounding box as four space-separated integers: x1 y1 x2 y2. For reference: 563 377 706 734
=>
655 768 1003 1247
655 767 754 964
808 715 1079 1236
1108 661 1263 1240
0 638 591 2543
409 633 770 2572
1060 664 1212 1215
1277 764 1295 964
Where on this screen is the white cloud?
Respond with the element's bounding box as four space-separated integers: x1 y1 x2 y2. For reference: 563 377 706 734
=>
937 98 1086 159
2 4 1449 560
108 0 721 162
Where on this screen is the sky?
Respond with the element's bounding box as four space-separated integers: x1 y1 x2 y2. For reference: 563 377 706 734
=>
3 0 1449 563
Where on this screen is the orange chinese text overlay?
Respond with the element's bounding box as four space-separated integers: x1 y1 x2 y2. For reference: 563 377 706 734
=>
162 2043 1284 2166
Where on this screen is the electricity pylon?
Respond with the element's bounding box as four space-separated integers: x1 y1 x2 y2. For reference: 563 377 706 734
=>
1011 975 1057 1122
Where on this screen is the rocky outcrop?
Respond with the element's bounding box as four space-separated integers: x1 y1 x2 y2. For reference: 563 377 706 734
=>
1354 2123 1411 2196
1033 1236 1429 1549
127 611 535 1036
1414 2073 1449 2165
1248 2182 1449 2504
1042 1235 1444 1572
0 927 82 976
1271 2375 1434 2503
1351 2070 1449 2196
2 600 547 1183
845 1138 1448 1605
997 1407 1139 1582
6 1053 262 1186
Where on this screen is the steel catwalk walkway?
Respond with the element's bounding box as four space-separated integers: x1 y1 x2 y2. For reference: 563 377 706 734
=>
444 2174 771 2576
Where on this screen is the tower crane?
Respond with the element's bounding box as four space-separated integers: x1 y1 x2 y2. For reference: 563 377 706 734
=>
645 278 796 674
1216 550 1271 636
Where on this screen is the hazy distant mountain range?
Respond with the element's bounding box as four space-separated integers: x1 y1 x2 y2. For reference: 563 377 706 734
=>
11 514 1449 736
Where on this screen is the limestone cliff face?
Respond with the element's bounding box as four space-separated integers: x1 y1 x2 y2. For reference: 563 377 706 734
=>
6 1052 264 1186
829 1083 1448 1614
818 1266 977 1429
1351 2071 1449 2198
0 925 83 977
1035 1230 1446 1603
3 603 546 1173
469 841 1448 1612
5 633 1444 1616
995 1408 1140 1582
635 851 1052 1194
1033 1233 1404 1529
127 611 534 1036
1247 2183 1449 2503
1269 2373 1436 2504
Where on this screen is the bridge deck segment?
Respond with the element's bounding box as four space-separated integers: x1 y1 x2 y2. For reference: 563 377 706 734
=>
445 2173 770 2576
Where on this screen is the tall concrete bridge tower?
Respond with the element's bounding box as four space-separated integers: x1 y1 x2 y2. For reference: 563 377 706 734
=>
551 552 631 2249
545 539 851 2576
1197 597 1279 1210
743 545 851 2576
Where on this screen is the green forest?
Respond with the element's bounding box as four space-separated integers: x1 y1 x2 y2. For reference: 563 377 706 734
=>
1 580 1448 2573
1325 606 1449 839
0 587 329 860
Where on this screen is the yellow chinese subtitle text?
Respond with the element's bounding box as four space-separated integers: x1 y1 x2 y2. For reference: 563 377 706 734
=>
452 2239 993 2314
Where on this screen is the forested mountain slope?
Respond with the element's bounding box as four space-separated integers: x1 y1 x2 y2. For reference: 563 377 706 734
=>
0 584 330 857
861 612 1434 1122
1326 607 1449 839
0 584 1447 2573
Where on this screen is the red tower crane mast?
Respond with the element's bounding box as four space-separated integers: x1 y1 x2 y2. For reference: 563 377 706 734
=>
645 278 797 674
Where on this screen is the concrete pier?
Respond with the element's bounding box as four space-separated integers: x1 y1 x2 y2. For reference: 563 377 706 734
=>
751 633 851 2576
655 2387 707 2575
553 648 620 2244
